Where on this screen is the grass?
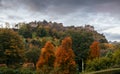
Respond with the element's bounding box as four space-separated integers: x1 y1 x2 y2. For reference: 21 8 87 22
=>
81 68 120 74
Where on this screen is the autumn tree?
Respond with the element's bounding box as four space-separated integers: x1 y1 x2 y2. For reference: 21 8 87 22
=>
0 29 25 66
54 37 76 74
89 41 100 60
36 41 55 74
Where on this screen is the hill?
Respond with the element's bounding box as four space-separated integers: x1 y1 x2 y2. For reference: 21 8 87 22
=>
14 20 107 43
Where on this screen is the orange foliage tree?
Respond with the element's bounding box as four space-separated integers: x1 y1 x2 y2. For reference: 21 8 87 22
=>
89 41 100 60
36 41 55 73
54 37 76 74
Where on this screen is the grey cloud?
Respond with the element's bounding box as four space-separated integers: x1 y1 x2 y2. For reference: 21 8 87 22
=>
97 26 116 32
0 20 4 23
1 0 120 42
20 0 82 14
0 0 1 5
0 0 23 10
104 33 120 41
20 0 120 15
1 0 120 15
1 0 120 23
7 15 23 20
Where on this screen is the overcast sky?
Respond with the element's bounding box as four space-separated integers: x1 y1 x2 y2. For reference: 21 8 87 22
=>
0 0 120 42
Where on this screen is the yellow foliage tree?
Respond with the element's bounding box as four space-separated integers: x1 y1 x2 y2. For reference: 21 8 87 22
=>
36 41 55 74
54 37 76 74
0 29 25 66
104 43 114 50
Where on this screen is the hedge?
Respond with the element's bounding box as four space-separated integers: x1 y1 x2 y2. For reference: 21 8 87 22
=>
83 68 120 74
0 67 36 74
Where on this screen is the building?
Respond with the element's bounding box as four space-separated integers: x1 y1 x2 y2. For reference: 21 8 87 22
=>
85 25 94 31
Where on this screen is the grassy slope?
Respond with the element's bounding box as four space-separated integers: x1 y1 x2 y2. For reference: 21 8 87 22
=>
81 68 120 74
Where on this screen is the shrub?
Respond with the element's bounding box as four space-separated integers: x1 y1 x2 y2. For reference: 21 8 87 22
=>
112 49 120 66
0 67 17 74
22 63 35 70
84 68 120 74
86 57 112 71
20 68 36 74
0 67 36 74
36 65 53 74
0 64 7 68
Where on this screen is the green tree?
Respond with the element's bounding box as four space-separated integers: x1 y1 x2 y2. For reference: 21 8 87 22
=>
18 24 32 38
112 49 120 66
70 31 94 72
24 46 40 65
0 29 25 66
36 27 48 37
86 57 112 71
30 39 41 48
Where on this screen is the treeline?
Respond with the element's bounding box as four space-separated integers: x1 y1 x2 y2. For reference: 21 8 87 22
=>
16 20 107 71
16 20 107 42
0 20 120 74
